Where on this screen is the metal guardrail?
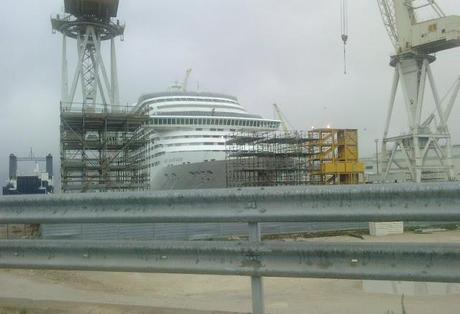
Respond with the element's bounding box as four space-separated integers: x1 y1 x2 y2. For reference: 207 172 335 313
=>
1 240 459 282
1 182 460 314
1 182 460 224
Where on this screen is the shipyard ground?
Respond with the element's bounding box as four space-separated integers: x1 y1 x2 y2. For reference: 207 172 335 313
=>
0 230 459 314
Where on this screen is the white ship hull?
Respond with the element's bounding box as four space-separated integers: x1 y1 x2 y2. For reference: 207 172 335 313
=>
133 91 280 190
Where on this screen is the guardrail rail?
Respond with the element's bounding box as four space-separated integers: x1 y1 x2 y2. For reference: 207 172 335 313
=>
1 182 460 314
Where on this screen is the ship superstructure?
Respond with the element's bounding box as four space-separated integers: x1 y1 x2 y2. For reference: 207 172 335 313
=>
134 91 280 190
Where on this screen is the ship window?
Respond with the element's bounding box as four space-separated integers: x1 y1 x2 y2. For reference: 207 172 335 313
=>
193 119 198 124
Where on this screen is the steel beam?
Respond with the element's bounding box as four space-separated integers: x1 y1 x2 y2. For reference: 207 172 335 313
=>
1 183 460 224
0 240 459 283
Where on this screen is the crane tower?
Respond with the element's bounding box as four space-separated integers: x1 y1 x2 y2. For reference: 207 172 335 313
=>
51 0 125 111
378 0 460 182
51 0 149 193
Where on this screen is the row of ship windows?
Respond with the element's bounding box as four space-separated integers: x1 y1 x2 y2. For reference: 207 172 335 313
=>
147 150 224 160
148 98 238 105
150 117 278 128
152 142 226 149
158 134 229 141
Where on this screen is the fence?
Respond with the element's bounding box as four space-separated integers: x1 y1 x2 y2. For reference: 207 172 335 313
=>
1 182 460 314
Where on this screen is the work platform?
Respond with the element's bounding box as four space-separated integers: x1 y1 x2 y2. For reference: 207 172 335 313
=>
60 103 149 192
225 129 365 187
308 128 364 185
226 131 311 187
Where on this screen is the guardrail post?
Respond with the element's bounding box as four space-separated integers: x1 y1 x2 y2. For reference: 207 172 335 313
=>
249 222 265 314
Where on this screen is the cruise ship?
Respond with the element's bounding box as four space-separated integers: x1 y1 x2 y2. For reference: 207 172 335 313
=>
135 91 280 190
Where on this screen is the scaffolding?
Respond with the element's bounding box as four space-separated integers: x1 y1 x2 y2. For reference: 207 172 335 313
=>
307 128 364 185
226 131 310 187
60 103 150 192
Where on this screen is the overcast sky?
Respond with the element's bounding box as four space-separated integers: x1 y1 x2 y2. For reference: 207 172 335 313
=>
1 0 460 186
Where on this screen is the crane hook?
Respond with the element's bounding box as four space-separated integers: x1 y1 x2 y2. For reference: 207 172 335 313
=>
342 34 348 75
340 0 349 74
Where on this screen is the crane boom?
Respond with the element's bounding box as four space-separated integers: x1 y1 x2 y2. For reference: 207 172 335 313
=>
272 103 292 133
377 0 400 50
182 68 192 92
377 0 460 55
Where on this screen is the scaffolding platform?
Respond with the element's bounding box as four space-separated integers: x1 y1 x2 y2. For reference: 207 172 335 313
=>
226 131 310 187
60 103 149 192
307 128 364 185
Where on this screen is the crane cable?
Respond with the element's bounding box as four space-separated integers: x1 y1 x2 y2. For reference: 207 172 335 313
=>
340 0 349 75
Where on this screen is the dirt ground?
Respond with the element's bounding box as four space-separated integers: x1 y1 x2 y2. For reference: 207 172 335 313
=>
0 230 459 314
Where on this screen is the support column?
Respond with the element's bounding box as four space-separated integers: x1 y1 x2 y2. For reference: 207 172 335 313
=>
381 68 399 181
248 222 265 314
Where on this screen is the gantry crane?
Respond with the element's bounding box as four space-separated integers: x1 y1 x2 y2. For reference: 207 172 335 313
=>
377 0 460 182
